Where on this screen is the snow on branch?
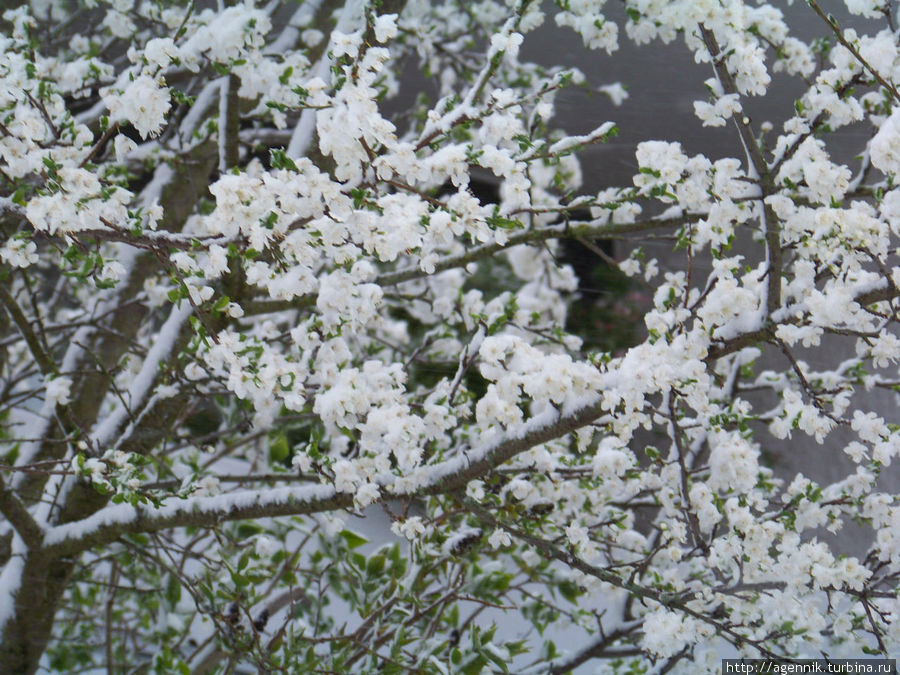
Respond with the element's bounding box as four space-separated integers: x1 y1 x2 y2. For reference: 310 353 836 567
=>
44 390 612 557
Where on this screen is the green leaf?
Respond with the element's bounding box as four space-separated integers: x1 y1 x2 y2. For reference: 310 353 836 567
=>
460 655 487 675
366 553 386 577
543 639 558 660
483 644 510 673
236 522 263 538
558 580 581 603
339 529 368 550
270 148 298 171
486 213 523 230
237 549 251 571
213 295 230 312
269 433 290 463
11 187 28 206
165 573 181 607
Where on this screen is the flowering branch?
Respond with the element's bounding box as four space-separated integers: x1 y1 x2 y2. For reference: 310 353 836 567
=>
697 25 768 181
245 214 685 315
807 0 900 104
44 393 611 558
463 500 785 660
698 24 782 314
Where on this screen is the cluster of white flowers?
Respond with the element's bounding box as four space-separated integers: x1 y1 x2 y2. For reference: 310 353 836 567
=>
776 137 852 205
693 91 742 127
179 5 272 69
71 449 144 498
641 608 713 658
706 430 760 493
317 48 398 183
102 75 171 139
0 235 37 269
555 5 618 54
26 168 132 236
476 334 604 431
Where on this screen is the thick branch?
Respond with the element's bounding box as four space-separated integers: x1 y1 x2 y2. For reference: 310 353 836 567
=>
419 398 608 498
697 25 769 181
761 203 783 314
0 197 26 220
377 216 676 286
0 284 55 377
0 474 43 549
45 276 900 556
218 74 240 172
43 484 350 558
51 226 231 252
548 627 642 675
246 214 684 315
698 24 781 313
706 325 773 362
705 279 900 361
43 395 612 557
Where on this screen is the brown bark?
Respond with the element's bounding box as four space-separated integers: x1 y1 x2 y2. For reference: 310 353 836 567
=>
0 140 218 674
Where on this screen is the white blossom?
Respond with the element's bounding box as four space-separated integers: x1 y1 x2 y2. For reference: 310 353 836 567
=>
103 75 171 139
374 14 398 43
45 376 72 406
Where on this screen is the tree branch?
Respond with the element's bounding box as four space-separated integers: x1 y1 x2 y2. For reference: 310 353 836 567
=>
43 484 351 558
698 24 782 313
547 624 642 674
0 283 55 377
705 278 900 361
218 74 240 173
245 214 685 315
0 473 43 549
807 0 900 104
45 272 900 557
0 197 26 220
697 25 769 181
465 500 784 660
43 393 613 557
